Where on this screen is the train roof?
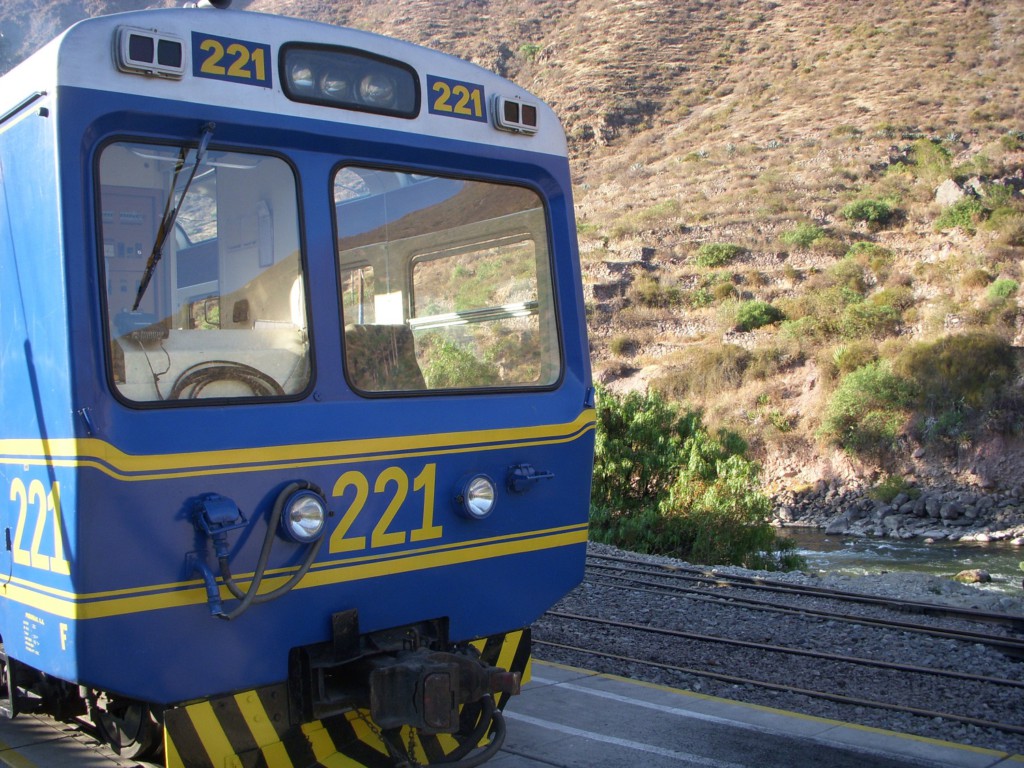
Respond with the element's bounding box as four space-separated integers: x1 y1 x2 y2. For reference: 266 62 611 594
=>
0 6 567 156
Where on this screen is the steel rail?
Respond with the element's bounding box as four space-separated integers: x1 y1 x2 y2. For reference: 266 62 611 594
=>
545 609 1024 689
584 567 1024 658
587 552 1024 632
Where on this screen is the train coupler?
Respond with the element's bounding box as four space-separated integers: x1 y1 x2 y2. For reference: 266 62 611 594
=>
163 628 531 768
369 649 521 733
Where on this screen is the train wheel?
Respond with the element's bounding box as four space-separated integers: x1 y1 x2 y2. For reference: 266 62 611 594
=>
0 642 14 718
89 694 163 760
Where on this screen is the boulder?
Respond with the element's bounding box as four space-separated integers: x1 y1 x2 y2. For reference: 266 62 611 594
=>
825 515 850 535
882 514 903 533
939 502 963 520
935 178 965 207
953 569 992 584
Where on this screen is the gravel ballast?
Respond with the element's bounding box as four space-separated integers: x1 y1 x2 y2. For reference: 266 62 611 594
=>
532 543 1024 756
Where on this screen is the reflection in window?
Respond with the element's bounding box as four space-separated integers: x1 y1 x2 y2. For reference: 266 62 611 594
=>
98 142 309 402
335 167 560 392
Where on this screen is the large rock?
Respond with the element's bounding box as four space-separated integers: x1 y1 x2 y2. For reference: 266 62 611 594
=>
882 514 904 533
953 569 992 584
939 501 963 520
825 515 850 535
935 178 966 207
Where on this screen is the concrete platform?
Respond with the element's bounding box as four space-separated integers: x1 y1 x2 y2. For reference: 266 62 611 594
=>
494 661 1024 768
1 661 1021 767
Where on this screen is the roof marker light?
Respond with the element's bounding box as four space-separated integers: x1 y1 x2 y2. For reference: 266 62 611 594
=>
493 95 539 135
116 27 186 79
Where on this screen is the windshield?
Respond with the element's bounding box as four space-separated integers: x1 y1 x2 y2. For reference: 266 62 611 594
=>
335 167 561 392
98 141 310 402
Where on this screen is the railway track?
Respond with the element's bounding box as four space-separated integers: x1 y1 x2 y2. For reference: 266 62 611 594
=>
585 552 1024 657
533 547 1024 754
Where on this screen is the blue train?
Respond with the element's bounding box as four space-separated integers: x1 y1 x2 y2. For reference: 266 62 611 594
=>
0 2 594 765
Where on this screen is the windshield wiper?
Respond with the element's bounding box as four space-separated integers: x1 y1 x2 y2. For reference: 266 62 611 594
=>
131 122 215 312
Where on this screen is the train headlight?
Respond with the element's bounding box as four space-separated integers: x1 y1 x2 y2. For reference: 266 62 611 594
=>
280 488 327 543
358 72 396 108
320 68 353 100
455 474 497 520
288 59 315 92
282 45 418 117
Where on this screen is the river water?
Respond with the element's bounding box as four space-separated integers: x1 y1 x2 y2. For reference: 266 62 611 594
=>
781 528 1024 596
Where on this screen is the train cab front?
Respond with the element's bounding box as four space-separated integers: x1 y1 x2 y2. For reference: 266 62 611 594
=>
82 112 592 768
0 8 595 768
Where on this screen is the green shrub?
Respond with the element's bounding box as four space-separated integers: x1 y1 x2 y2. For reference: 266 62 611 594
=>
869 475 921 503
735 300 784 331
832 341 877 374
696 242 745 268
838 300 901 340
630 275 683 308
713 282 738 301
590 387 699 515
686 287 715 308
820 361 917 456
422 337 500 388
893 332 1014 410
609 335 635 356
919 406 967 445
781 222 827 249
652 345 752 400
962 268 992 289
824 259 868 294
987 278 1019 303
910 138 953 184
846 241 895 278
836 285 914 341
841 198 895 226
779 316 834 347
590 387 802 570
894 331 1024 446
935 197 985 234
519 42 542 61
872 285 915 311
660 453 779 568
779 284 862 326
1000 130 1024 151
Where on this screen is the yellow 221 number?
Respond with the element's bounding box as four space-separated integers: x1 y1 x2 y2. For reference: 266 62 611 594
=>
329 464 442 553
197 37 269 84
8 478 70 575
430 80 484 119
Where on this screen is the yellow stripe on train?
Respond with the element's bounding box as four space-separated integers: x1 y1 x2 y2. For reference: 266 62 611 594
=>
0 525 588 620
0 412 596 481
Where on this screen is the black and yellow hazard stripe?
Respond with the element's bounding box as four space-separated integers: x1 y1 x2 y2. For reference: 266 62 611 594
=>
164 629 531 768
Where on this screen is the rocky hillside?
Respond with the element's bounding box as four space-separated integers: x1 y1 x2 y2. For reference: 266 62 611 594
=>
5 0 1024 499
